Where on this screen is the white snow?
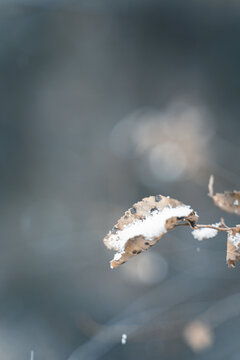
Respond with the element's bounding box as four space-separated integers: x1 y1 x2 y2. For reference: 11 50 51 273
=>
234 199 239 206
108 205 193 254
192 223 221 241
229 231 240 247
113 253 122 261
121 334 127 344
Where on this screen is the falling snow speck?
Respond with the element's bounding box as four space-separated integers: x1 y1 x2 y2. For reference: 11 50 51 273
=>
121 334 127 344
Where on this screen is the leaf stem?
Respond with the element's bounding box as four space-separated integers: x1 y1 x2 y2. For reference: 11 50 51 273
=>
193 224 233 232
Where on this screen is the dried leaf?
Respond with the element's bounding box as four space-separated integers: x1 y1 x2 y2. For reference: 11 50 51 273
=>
226 225 240 268
183 320 214 352
103 195 198 269
208 175 240 214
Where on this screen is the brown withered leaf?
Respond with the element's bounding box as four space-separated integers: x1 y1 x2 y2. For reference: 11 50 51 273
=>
103 195 198 269
226 225 240 268
208 175 240 215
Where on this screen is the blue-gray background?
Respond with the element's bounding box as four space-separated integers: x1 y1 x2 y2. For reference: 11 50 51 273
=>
1 1 240 359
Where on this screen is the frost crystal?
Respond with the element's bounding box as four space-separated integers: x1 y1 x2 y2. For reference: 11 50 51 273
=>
192 223 221 241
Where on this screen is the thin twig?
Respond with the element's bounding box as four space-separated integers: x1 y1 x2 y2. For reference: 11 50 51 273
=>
193 224 233 232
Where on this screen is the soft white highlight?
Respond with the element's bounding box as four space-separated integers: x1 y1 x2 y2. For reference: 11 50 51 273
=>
192 223 221 241
121 334 127 345
183 320 213 352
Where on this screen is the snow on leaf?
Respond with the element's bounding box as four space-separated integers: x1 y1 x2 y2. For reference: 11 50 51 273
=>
208 175 240 215
103 195 198 269
226 226 240 268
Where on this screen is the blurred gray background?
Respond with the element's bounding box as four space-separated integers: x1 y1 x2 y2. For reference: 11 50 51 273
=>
1 0 240 359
